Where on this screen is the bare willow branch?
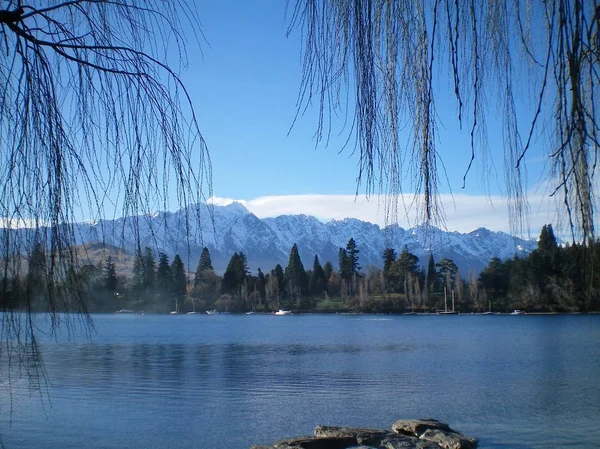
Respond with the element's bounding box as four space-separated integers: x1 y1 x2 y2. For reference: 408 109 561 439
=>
289 0 599 243
0 0 211 404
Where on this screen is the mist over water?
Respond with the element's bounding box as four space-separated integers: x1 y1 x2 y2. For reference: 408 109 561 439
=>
2 314 599 449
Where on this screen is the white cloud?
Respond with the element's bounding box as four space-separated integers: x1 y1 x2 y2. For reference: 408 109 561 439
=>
209 192 564 237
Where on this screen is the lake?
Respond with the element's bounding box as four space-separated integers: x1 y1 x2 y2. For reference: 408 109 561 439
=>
1 313 599 448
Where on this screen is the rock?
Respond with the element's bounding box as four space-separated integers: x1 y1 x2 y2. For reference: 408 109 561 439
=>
314 426 390 446
252 419 478 449
419 429 478 449
273 435 358 449
391 419 452 437
380 433 443 449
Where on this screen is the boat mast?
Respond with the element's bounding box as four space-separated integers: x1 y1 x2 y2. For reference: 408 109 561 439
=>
444 287 448 312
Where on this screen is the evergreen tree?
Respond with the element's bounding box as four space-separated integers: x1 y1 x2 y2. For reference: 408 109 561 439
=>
221 252 248 296
131 249 144 295
382 248 397 277
322 261 333 281
397 246 419 275
192 247 220 305
338 247 350 279
346 238 361 274
142 247 156 290
171 255 187 297
284 243 308 300
256 268 266 304
104 256 118 292
309 255 327 296
196 247 213 273
272 264 285 293
156 253 173 294
26 241 47 300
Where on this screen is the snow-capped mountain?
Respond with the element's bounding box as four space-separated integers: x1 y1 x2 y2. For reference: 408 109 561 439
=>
8 202 538 275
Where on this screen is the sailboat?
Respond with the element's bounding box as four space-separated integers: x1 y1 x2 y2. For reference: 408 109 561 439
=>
437 288 458 315
187 297 199 314
169 298 180 315
482 300 494 315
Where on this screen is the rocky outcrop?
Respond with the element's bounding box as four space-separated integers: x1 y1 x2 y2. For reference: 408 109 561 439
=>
251 419 478 449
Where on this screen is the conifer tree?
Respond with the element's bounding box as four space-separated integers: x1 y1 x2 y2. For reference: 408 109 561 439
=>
322 261 333 282
197 247 214 272
345 238 361 274
156 253 173 294
284 244 308 299
104 256 118 292
26 241 47 300
256 268 266 304
171 255 187 298
382 248 397 277
309 255 327 296
131 249 143 294
142 247 156 290
272 264 285 294
221 252 249 297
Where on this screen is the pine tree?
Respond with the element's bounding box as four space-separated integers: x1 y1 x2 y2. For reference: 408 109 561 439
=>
221 252 248 296
284 243 308 300
309 255 327 296
156 253 173 294
171 255 187 297
26 241 47 299
322 261 333 281
338 248 350 280
426 253 436 288
104 256 118 292
142 247 156 290
272 264 285 293
131 249 144 295
197 247 213 273
382 248 397 276
256 268 266 304
346 238 360 274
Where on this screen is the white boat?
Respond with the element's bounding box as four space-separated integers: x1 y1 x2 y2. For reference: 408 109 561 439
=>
510 309 527 315
274 309 291 315
245 311 256 315
116 309 134 314
170 298 180 314
482 301 495 315
206 310 220 315
187 298 198 314
437 288 458 315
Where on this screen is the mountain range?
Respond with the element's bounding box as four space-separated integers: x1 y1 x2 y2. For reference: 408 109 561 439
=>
54 202 536 276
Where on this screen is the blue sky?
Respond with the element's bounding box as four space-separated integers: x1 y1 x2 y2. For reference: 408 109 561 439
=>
175 1 559 236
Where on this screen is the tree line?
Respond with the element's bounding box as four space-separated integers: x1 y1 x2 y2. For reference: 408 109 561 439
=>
2 225 598 314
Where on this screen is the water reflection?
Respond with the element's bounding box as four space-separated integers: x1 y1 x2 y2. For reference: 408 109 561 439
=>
1 314 599 449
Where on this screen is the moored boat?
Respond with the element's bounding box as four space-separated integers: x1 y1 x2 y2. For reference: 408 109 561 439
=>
274 309 291 315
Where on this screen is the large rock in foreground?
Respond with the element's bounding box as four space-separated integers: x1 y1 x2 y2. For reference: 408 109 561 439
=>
251 419 478 449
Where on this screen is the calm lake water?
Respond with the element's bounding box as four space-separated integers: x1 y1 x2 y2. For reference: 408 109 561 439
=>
1 313 599 449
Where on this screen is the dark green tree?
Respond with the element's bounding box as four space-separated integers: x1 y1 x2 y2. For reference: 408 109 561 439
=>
104 256 118 292
322 261 333 281
284 244 308 302
256 268 266 304
221 252 249 297
309 255 327 296
479 257 511 310
156 253 173 294
346 238 360 275
382 248 397 277
25 241 47 302
196 247 214 273
171 255 187 298
142 247 156 290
